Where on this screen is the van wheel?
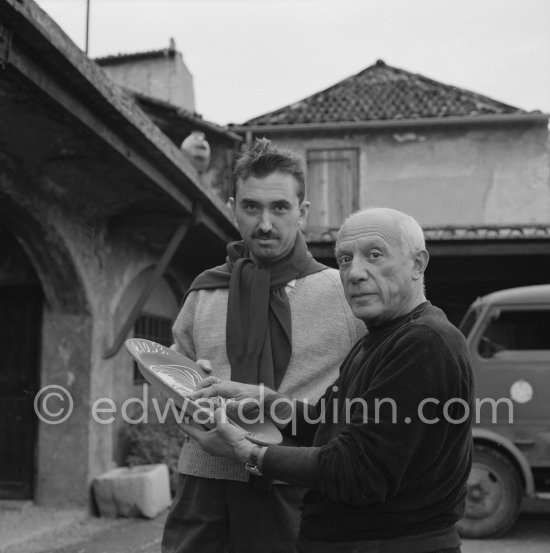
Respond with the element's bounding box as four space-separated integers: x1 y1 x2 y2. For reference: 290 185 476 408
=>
457 444 522 538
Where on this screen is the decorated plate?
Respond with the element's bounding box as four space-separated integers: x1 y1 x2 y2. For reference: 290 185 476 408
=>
125 338 282 445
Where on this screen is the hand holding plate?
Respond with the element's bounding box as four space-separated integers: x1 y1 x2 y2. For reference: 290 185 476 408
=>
125 339 282 445
182 408 255 463
196 359 213 373
190 380 266 402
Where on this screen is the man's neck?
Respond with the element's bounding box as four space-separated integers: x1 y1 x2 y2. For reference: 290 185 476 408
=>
403 293 428 319
365 294 428 329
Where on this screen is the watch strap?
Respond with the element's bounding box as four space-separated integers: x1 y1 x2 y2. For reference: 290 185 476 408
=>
245 445 266 476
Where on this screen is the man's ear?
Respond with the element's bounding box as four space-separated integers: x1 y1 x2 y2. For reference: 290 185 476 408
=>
227 197 238 224
298 200 310 227
412 249 429 280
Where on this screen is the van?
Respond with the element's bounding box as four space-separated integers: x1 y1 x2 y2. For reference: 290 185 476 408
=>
456 284 550 538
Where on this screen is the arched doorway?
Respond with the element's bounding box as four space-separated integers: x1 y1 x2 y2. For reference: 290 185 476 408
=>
0 225 42 499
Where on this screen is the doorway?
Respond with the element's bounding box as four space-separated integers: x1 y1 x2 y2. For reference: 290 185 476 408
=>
0 225 43 499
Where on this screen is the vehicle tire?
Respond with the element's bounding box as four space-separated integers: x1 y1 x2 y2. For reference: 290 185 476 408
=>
457 444 523 538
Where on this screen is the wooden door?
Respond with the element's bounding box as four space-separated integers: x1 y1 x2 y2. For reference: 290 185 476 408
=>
0 286 42 498
306 149 359 229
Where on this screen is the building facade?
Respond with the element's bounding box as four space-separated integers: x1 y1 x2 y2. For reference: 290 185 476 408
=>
232 60 550 323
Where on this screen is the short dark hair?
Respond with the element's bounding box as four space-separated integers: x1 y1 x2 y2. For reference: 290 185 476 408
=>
233 138 306 202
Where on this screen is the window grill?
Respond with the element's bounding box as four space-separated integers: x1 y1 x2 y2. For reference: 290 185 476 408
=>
132 314 173 383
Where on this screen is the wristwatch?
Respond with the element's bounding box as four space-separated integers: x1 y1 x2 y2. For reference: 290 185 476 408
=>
245 445 266 476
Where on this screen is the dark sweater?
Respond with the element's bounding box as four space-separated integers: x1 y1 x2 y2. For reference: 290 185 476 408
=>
262 302 474 542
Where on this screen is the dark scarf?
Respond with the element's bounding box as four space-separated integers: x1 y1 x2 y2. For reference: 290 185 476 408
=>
186 232 327 389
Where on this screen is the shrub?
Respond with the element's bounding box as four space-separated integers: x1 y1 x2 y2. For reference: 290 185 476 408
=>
120 408 184 496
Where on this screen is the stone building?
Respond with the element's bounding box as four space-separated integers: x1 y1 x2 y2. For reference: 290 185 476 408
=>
232 60 550 323
0 0 238 505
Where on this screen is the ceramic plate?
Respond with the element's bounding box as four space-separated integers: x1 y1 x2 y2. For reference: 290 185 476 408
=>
125 338 282 445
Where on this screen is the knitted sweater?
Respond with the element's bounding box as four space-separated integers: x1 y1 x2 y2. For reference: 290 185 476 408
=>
262 302 474 542
173 268 365 481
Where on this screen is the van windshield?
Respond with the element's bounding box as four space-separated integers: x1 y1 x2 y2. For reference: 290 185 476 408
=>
459 306 480 338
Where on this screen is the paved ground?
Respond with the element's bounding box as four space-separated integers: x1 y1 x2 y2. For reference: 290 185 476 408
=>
1 507 166 553
2 504 549 552
463 513 550 553
0 502 87 552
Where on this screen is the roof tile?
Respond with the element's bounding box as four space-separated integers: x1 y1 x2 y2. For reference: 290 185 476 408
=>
245 60 526 125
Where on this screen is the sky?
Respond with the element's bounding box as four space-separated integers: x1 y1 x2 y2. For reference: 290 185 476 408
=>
34 0 550 126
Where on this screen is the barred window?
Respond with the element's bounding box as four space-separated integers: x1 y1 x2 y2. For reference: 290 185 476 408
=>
133 314 173 383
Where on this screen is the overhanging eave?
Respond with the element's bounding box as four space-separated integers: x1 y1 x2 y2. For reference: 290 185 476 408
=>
0 0 238 243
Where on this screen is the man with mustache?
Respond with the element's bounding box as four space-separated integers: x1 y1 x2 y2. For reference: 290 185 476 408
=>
161 139 364 553
185 208 474 553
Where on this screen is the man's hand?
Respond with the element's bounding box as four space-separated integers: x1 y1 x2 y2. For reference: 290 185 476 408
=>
189 380 265 421
190 379 264 402
196 359 213 374
182 408 255 463
189 379 294 428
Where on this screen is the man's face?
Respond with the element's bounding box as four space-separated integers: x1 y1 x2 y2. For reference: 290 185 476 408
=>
335 212 422 326
230 171 310 264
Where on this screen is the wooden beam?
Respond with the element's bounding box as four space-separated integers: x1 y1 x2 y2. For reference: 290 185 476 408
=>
104 217 194 359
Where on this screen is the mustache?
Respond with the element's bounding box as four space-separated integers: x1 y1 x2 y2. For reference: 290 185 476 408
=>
252 231 279 239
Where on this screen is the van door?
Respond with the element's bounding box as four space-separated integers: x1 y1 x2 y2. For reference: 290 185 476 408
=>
472 306 550 465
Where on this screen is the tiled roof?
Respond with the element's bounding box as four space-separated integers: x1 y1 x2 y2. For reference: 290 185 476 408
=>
245 60 527 126
305 225 550 244
95 39 178 66
132 92 242 142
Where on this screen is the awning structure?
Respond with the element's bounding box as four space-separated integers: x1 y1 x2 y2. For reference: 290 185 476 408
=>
0 0 240 358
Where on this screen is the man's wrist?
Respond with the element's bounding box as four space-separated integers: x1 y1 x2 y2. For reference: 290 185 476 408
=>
244 445 268 476
235 440 256 464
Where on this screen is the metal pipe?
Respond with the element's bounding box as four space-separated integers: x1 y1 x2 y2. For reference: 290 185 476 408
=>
85 0 90 54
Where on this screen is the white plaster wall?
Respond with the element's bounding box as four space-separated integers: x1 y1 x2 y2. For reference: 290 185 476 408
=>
268 124 550 229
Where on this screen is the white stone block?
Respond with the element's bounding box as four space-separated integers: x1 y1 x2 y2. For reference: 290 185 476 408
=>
93 464 171 519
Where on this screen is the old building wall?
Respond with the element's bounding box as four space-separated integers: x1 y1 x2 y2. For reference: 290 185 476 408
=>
110 268 182 465
363 125 550 226
36 311 93 506
0 153 193 505
200 144 235 204
269 124 550 229
0 158 93 506
69 220 196 500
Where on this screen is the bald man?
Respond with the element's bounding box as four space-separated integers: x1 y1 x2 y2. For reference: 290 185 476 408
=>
185 208 474 553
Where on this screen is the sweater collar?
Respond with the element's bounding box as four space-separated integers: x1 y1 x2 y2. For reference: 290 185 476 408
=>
363 301 431 339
